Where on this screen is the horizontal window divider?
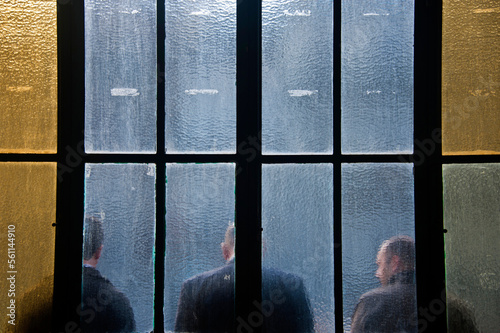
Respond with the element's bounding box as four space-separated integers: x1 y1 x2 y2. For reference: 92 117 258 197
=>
441 155 500 164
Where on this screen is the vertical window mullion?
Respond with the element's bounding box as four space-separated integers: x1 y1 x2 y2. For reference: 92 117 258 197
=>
414 0 446 332
155 0 167 330
236 0 263 330
53 0 87 331
333 0 342 331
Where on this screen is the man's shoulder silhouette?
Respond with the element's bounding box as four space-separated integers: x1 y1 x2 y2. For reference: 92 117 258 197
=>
175 261 235 332
175 261 314 333
81 266 136 333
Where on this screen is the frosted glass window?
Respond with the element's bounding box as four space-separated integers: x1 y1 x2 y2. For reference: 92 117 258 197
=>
84 0 157 154
442 1 500 155
165 1 236 154
0 1 57 154
262 164 334 332
262 0 333 155
83 163 156 332
443 164 500 332
0 162 56 332
164 163 236 331
341 0 414 154
342 163 415 332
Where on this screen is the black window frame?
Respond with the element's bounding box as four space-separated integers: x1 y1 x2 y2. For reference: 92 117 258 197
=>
13 0 488 332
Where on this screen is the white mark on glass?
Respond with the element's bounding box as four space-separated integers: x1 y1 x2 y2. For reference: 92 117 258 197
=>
190 9 211 16
473 8 500 14
111 88 140 97
147 165 155 177
363 13 390 16
185 89 219 95
284 10 311 17
119 9 140 15
288 90 318 97
6 86 32 92
366 90 382 95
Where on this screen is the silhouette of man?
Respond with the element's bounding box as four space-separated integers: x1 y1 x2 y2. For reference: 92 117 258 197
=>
174 223 314 332
80 216 136 332
351 235 417 333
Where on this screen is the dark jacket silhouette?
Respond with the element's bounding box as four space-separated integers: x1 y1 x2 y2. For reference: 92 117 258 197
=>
351 271 417 333
81 266 136 333
175 259 314 332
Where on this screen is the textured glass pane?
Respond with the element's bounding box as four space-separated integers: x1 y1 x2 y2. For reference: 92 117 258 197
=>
262 164 334 332
443 164 500 332
85 0 157 153
164 163 235 331
442 1 500 155
341 0 414 154
0 1 57 153
0 162 56 332
342 163 416 332
83 163 156 332
165 1 236 154
262 0 333 155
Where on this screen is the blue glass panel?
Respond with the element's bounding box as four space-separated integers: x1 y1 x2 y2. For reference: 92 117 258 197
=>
341 0 414 154
342 163 415 331
83 163 156 332
85 0 157 153
164 163 236 331
262 164 334 332
262 0 334 155
165 1 236 154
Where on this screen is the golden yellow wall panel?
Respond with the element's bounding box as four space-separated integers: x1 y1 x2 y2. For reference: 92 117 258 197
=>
0 0 58 154
442 0 500 155
0 162 57 332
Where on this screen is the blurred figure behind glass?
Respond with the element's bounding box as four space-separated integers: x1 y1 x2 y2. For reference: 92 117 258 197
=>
351 235 417 333
81 216 136 333
175 223 314 332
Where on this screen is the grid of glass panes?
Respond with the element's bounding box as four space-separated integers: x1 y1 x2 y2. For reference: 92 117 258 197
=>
81 0 418 332
80 1 499 332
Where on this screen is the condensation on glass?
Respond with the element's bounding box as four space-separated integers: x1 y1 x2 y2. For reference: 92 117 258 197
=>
262 0 333 155
442 1 500 155
262 164 334 332
165 1 236 154
341 0 414 154
84 0 157 154
443 164 500 333
0 1 57 153
164 163 235 331
342 163 415 331
0 162 56 332
83 163 156 332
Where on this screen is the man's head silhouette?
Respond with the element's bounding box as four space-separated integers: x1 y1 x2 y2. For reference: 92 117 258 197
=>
83 216 104 268
375 235 415 286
